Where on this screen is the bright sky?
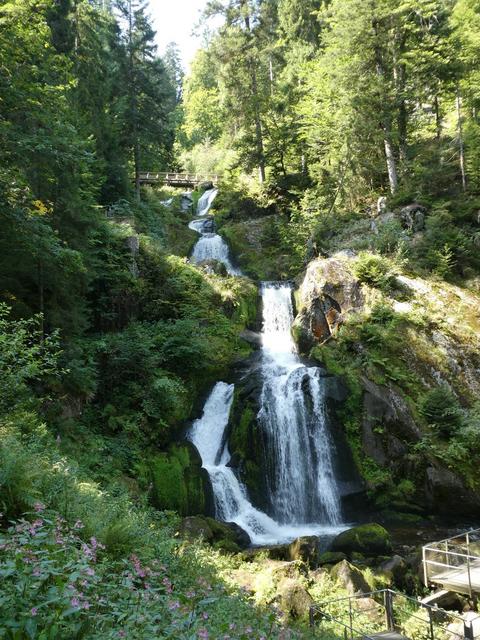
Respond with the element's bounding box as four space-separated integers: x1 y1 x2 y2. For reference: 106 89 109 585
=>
148 0 214 70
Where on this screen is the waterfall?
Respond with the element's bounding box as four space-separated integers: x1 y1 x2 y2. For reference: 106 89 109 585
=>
188 382 343 546
258 282 342 526
188 282 344 545
197 188 218 216
189 191 240 275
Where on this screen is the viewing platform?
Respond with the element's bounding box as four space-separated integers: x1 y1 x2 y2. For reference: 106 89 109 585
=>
137 172 220 187
422 529 480 598
309 588 479 639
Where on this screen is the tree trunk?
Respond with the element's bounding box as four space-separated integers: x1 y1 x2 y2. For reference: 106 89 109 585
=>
373 17 398 194
394 30 407 165
383 133 398 194
434 95 441 140
244 9 265 183
456 89 467 192
128 0 141 200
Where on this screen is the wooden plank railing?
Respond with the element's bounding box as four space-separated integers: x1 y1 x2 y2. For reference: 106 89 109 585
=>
138 172 220 185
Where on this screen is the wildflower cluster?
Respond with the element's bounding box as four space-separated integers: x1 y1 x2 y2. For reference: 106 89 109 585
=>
0 510 291 639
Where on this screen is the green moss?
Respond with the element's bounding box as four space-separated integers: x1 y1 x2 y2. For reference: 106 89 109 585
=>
331 523 392 557
150 444 207 516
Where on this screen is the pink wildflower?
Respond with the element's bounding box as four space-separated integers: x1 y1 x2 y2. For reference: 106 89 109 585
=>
168 600 180 611
82 601 90 610
245 627 253 635
118 631 126 638
86 567 95 576
202 612 209 620
71 597 80 608
198 629 209 640
30 608 38 617
34 502 45 513
186 590 196 599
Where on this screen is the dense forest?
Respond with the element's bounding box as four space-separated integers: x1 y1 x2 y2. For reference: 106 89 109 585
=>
1 0 480 638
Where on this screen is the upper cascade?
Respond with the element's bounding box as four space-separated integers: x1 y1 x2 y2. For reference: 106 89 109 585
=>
197 188 218 216
189 189 241 276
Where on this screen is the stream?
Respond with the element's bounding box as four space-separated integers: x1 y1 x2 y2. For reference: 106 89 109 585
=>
187 188 347 545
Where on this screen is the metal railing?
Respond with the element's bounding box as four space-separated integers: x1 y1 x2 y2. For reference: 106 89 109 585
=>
309 589 480 640
423 529 480 597
137 172 221 185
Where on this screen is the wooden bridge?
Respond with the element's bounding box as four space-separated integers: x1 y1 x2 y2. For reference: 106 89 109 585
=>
138 172 220 187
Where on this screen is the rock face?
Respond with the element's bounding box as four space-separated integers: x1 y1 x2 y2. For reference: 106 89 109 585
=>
331 523 392 557
293 254 364 352
425 465 480 517
361 377 421 468
331 559 371 595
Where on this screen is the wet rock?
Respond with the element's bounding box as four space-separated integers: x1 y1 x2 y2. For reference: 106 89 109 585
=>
361 377 420 468
239 329 262 348
205 517 251 548
199 181 214 191
331 559 371 595
241 544 291 562
181 192 193 211
331 523 392 557
277 578 314 619
197 259 228 276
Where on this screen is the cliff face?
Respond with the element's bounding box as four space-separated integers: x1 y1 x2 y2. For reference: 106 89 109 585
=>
293 252 480 519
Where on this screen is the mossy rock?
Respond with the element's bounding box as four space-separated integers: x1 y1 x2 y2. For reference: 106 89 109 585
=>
317 551 347 565
213 539 241 554
149 443 211 516
331 523 392 557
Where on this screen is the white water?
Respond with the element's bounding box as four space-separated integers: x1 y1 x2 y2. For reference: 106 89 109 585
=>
189 189 241 275
197 188 218 216
190 233 241 275
188 283 344 545
258 283 342 525
188 382 344 545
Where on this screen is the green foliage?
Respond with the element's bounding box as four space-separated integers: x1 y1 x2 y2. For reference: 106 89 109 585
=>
353 253 396 292
419 385 463 438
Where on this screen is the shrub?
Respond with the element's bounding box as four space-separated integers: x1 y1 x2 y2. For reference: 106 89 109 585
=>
353 252 396 291
419 385 463 438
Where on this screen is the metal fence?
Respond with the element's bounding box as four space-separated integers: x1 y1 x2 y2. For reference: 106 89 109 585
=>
423 529 480 598
309 589 480 640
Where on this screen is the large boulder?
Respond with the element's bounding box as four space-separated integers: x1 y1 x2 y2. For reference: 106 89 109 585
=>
277 578 314 619
179 516 214 542
331 559 371 595
293 254 364 353
331 524 392 557
288 536 320 567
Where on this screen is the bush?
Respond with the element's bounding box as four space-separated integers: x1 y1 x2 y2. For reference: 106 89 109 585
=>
419 385 463 438
353 252 396 291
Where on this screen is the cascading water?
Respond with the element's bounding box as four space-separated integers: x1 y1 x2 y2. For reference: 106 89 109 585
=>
189 189 240 275
258 283 342 526
188 279 345 545
197 188 218 216
186 187 346 544
188 382 344 545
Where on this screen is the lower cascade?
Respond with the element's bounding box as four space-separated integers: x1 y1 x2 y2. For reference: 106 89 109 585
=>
189 280 346 545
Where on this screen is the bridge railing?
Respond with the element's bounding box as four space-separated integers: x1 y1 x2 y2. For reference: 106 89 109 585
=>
138 172 220 185
309 588 479 640
422 528 480 597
